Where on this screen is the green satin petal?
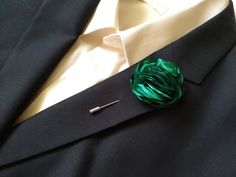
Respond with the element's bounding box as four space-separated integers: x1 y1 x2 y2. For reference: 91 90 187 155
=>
130 58 184 108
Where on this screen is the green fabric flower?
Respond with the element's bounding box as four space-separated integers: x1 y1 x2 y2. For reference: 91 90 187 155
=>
130 58 184 108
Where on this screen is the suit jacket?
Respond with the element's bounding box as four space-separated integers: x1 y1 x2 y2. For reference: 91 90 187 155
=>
0 0 236 176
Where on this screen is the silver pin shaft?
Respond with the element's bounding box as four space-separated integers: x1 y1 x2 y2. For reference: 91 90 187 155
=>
90 100 120 114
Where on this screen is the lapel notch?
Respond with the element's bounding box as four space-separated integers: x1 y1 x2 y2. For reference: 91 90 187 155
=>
172 1 236 84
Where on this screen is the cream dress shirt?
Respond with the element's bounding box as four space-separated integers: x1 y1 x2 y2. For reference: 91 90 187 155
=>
17 0 229 123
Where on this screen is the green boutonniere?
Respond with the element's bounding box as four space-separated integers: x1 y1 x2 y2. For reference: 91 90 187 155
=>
130 58 184 108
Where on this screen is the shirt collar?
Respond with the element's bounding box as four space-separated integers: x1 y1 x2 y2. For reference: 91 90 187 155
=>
82 0 229 65
83 0 119 34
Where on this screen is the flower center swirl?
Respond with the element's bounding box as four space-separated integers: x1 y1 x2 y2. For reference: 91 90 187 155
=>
130 58 184 108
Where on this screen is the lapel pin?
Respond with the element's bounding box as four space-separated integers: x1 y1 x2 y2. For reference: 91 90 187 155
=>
90 100 120 114
130 58 184 108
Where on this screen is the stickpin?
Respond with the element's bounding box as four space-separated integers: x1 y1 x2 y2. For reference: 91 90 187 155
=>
89 100 120 114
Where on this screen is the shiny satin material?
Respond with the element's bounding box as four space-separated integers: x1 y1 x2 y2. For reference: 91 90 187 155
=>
130 58 184 108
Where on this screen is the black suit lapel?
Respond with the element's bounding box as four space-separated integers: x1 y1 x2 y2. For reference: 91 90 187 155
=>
0 0 45 70
0 0 100 140
173 2 236 84
0 0 235 168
